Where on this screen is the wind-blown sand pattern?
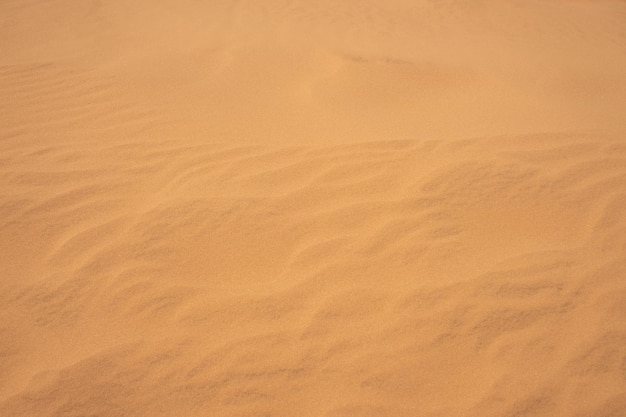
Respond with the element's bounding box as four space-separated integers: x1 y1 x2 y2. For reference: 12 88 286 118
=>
1 1 626 416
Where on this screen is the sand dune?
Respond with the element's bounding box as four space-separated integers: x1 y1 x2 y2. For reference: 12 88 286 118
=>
1 1 626 416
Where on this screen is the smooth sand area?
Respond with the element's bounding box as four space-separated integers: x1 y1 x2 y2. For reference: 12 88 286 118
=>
1 1 626 416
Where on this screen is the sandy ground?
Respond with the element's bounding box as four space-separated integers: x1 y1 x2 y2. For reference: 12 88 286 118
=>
1 1 626 416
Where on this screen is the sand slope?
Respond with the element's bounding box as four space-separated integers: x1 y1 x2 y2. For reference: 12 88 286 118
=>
1 1 626 416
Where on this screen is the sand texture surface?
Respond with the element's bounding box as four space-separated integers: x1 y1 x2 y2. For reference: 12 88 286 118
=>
2 1 626 416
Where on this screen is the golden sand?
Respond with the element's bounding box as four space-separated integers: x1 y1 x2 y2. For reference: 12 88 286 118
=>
1 1 626 416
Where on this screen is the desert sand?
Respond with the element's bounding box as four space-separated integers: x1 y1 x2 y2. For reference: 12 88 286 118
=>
1 1 626 416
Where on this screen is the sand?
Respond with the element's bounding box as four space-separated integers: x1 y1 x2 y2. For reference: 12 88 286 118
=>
1 1 626 416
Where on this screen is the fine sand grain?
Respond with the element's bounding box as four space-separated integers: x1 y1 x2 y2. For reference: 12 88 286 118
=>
1 1 626 416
